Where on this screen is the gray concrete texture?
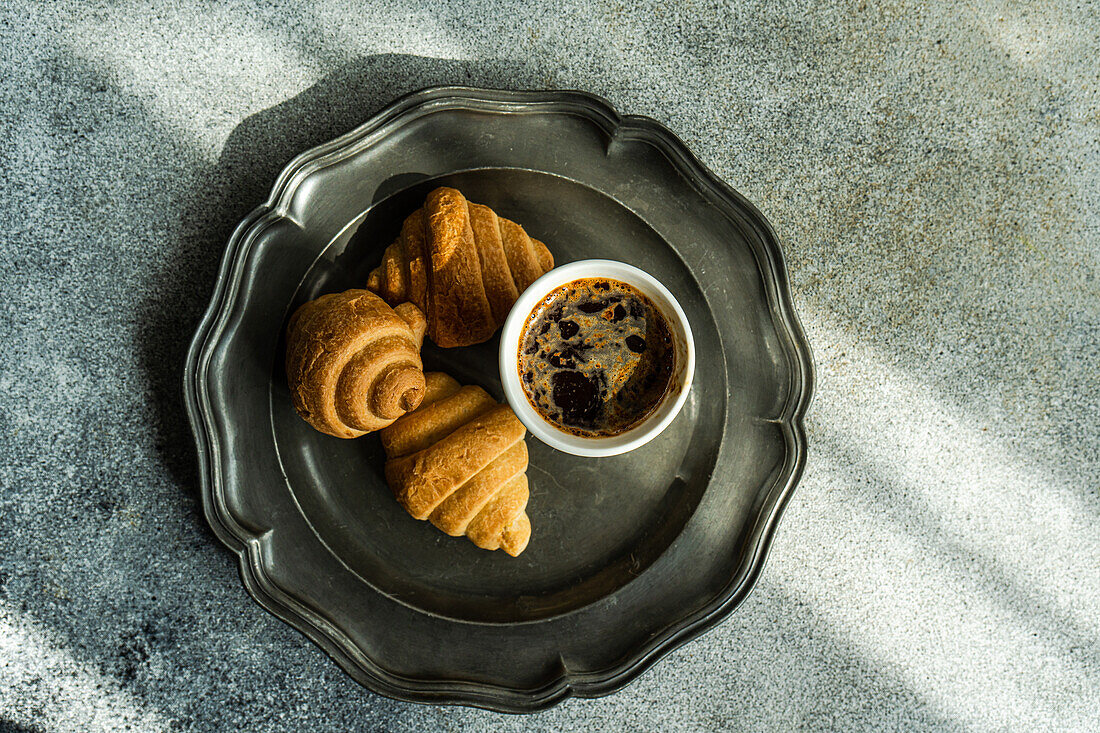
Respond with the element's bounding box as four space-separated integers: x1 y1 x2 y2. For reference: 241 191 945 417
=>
1 0 1097 730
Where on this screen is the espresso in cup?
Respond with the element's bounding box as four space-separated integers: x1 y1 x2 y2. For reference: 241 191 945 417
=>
517 278 675 437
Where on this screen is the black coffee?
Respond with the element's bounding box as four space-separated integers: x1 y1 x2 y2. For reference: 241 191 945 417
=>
518 278 675 437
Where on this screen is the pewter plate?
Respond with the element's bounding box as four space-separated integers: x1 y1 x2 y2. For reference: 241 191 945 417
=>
184 87 813 711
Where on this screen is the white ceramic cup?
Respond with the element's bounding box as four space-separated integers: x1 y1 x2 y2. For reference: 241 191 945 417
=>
499 259 695 457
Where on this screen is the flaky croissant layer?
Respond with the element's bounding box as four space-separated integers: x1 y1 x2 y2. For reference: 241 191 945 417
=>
380 372 532 556
367 187 554 348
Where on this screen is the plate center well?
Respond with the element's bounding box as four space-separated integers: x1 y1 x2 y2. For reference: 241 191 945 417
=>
271 169 725 623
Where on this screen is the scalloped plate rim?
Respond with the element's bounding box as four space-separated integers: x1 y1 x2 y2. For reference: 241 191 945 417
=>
182 85 814 712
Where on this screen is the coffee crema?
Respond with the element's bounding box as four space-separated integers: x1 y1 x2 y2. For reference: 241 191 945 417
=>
517 277 675 437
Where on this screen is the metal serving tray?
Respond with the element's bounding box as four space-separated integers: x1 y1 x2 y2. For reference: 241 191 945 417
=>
184 87 813 711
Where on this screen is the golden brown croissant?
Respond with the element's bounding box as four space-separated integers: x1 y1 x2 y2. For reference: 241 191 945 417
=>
285 289 427 439
366 187 554 348
380 372 532 556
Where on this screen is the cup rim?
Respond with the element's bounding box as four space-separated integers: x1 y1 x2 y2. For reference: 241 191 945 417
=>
498 259 696 457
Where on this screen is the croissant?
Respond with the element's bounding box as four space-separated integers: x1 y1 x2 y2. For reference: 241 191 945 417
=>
285 289 427 439
366 187 554 348
380 372 532 556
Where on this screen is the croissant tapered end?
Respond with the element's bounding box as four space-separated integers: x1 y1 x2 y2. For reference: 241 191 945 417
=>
370 363 426 420
500 514 531 557
393 301 427 346
379 372 534 556
285 289 428 438
365 187 554 348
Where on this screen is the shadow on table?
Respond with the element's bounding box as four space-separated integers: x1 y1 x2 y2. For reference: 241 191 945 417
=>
139 53 543 499
0 718 44 733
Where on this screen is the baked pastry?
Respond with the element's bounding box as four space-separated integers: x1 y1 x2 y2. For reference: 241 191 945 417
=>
380 372 532 556
366 187 554 348
285 289 427 439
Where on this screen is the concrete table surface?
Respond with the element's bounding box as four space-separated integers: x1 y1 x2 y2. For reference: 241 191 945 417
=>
2 1 1097 731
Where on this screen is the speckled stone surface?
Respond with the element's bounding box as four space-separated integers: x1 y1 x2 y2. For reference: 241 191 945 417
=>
1 1 1098 731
